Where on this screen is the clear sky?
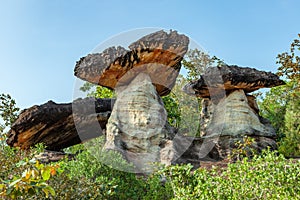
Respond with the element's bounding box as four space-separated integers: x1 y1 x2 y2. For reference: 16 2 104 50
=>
0 0 299 109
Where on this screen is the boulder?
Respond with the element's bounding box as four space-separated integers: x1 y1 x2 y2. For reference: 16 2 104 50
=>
6 98 115 150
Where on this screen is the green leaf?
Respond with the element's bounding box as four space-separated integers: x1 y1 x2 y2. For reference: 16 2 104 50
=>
8 179 21 187
44 186 55 197
16 160 27 167
41 168 51 181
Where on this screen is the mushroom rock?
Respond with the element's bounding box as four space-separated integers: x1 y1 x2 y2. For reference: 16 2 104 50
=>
183 65 285 159
74 30 190 171
6 98 115 150
74 30 189 96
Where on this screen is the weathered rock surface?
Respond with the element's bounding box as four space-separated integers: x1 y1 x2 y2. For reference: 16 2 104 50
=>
75 30 189 96
202 90 276 138
195 90 278 159
183 65 284 159
6 98 115 150
104 73 179 171
195 136 277 160
183 65 285 98
35 150 76 163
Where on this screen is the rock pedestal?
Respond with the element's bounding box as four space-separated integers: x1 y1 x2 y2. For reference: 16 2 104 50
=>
104 73 176 171
200 90 277 159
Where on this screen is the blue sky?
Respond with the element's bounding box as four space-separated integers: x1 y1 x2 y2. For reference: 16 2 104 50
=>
0 0 299 109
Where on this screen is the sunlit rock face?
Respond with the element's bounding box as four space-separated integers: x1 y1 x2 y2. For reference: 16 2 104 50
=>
104 73 175 171
203 90 276 138
197 90 277 159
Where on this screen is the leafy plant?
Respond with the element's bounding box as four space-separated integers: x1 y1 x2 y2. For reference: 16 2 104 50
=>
0 144 61 199
277 33 300 87
259 33 300 157
0 94 20 127
229 136 257 161
278 91 300 157
162 93 181 128
0 94 20 144
161 150 300 199
80 82 115 98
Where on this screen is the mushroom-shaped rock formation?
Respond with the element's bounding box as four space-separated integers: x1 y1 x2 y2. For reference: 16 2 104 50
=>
75 30 189 96
6 98 115 150
183 65 285 159
74 30 190 171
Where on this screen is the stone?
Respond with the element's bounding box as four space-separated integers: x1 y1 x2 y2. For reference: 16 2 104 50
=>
74 30 189 96
6 98 115 150
195 90 277 159
203 90 276 138
183 65 285 98
35 150 76 163
183 65 284 159
103 73 177 172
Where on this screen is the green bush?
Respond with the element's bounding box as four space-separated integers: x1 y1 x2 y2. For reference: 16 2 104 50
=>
1 142 299 199
0 144 60 199
278 92 300 157
161 150 300 199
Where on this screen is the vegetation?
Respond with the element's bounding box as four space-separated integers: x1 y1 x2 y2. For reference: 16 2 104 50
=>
1 142 299 199
259 33 300 157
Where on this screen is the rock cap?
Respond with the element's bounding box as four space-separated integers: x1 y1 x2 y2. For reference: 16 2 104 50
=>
75 30 189 96
183 65 285 98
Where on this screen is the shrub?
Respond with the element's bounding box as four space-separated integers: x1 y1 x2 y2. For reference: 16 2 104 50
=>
162 150 300 199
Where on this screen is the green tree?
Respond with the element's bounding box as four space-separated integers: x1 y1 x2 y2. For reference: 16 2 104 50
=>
277 33 300 88
80 82 114 98
0 94 19 127
278 92 300 156
163 74 199 135
276 34 300 157
259 33 300 157
0 94 19 143
258 83 292 138
182 48 225 81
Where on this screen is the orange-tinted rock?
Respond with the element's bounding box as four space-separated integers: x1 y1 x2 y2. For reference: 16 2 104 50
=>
74 30 189 96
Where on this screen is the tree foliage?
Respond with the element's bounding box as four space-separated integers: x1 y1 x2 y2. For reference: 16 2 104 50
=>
259 33 300 157
80 82 114 98
182 48 225 81
0 94 19 143
0 94 19 127
277 33 300 88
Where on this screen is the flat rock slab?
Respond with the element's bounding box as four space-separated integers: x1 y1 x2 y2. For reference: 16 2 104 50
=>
6 98 115 150
183 65 285 98
75 30 189 96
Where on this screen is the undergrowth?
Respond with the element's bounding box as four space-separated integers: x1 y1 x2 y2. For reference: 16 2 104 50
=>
1 140 299 200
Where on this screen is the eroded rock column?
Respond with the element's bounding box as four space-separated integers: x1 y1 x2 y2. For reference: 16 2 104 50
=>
104 73 174 171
